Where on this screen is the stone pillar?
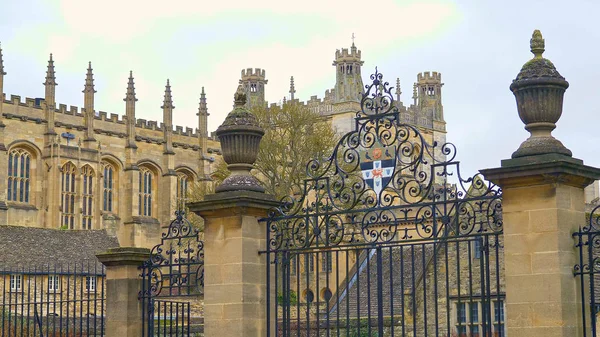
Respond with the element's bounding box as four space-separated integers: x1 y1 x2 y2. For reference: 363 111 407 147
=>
189 86 278 337
96 247 149 337
481 30 600 337
190 191 277 336
121 157 140 247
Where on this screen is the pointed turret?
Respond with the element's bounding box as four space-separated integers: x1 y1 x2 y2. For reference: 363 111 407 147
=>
198 87 208 115
0 43 6 76
0 42 7 142
395 78 402 103
165 78 173 104
124 71 137 149
83 62 95 93
44 54 57 107
162 79 174 154
124 71 137 102
83 62 96 142
43 54 57 137
197 87 209 157
412 83 417 106
0 43 7 127
289 76 296 100
162 79 174 109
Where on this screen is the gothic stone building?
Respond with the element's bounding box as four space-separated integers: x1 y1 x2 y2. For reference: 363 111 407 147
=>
0 49 221 248
0 42 447 250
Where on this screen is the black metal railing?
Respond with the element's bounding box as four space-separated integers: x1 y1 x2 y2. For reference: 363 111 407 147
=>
574 204 600 337
270 235 505 337
0 260 105 337
262 69 505 336
139 211 204 337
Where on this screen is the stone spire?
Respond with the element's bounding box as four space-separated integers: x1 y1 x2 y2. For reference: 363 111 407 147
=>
44 54 57 107
0 43 6 77
412 83 417 106
289 76 296 100
83 62 95 93
83 62 96 142
395 78 401 103
162 79 174 154
0 43 7 129
43 54 57 137
124 71 137 149
509 29 571 158
197 87 209 158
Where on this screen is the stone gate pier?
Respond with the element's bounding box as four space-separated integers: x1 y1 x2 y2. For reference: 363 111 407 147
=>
482 30 600 337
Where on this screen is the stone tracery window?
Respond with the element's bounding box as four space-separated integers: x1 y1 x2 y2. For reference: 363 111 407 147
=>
81 165 94 229
139 167 154 217
321 251 332 273
176 172 190 211
102 162 115 212
7 149 31 203
61 162 77 229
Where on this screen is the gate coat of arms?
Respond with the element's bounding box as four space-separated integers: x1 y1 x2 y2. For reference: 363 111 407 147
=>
360 141 396 200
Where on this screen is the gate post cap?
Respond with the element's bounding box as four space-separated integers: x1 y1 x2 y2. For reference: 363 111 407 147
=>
96 247 150 266
509 30 572 159
214 86 266 193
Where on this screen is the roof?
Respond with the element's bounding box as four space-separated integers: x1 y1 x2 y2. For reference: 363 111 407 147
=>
330 245 434 318
0 225 120 272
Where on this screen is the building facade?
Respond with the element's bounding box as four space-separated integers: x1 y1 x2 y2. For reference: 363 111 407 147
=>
0 48 221 248
0 42 446 249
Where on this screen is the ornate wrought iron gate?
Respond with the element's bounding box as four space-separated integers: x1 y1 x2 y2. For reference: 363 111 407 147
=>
139 211 204 336
574 205 600 337
263 69 504 336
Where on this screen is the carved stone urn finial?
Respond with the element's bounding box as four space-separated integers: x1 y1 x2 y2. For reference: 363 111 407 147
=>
214 86 265 193
509 30 571 158
530 29 545 58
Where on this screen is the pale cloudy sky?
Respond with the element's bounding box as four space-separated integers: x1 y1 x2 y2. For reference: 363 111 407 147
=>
1 0 599 178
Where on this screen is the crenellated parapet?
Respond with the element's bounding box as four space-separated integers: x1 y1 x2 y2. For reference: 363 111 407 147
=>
241 68 267 81
334 47 362 63
2 95 202 139
417 71 442 84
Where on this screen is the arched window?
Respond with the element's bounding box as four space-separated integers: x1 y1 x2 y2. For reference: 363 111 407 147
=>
321 251 332 273
428 86 435 96
102 163 115 212
139 167 153 217
81 166 94 229
176 172 190 211
61 162 76 229
7 149 31 203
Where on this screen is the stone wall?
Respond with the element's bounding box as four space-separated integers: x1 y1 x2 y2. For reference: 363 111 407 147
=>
0 98 221 248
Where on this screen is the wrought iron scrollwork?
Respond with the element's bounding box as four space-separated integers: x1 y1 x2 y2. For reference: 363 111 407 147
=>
574 205 600 276
265 68 502 251
139 210 204 299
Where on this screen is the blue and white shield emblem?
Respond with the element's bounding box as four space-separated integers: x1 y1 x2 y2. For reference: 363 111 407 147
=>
360 142 396 198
